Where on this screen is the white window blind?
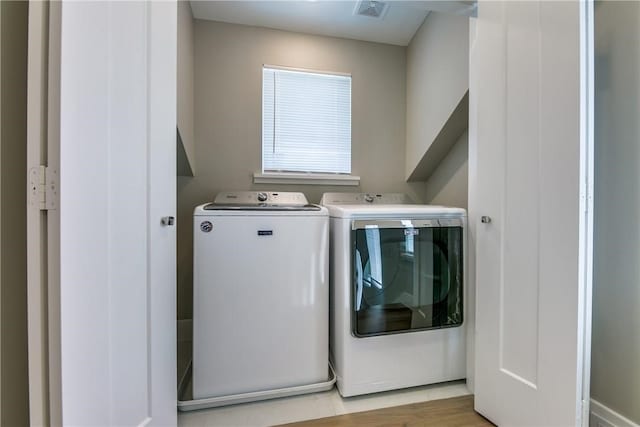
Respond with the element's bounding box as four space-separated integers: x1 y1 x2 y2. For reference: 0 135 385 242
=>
262 66 352 174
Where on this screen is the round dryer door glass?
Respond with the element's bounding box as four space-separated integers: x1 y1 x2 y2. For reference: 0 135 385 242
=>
351 221 463 337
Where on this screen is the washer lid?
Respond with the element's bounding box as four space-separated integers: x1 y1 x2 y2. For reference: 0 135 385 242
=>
203 204 321 212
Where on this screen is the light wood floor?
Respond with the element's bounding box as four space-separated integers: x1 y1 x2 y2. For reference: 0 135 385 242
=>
279 395 494 427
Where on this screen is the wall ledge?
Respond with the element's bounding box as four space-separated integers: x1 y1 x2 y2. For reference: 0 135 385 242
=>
406 91 468 182
253 172 360 186
177 128 194 177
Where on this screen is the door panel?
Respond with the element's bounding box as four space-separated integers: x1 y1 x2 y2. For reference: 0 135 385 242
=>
55 2 177 425
108 3 150 422
501 1 541 386
472 1 591 426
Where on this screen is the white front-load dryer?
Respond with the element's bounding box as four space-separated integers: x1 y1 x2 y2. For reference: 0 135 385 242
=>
192 191 329 402
321 193 467 397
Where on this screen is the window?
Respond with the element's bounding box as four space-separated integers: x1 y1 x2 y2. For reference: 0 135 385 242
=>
262 66 352 175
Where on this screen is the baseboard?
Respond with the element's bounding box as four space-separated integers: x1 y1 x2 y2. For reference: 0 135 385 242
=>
591 399 640 427
177 319 192 343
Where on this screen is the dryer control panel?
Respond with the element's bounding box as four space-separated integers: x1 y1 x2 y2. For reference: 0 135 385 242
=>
320 193 412 205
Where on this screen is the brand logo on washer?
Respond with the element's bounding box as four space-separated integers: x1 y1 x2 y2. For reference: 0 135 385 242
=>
200 221 213 233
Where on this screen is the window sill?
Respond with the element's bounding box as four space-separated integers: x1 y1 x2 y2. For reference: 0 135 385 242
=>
253 172 360 186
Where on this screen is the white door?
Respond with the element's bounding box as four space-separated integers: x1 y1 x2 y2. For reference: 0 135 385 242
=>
27 1 177 425
470 1 593 426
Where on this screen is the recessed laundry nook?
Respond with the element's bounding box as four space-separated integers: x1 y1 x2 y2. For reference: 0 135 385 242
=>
175 1 475 424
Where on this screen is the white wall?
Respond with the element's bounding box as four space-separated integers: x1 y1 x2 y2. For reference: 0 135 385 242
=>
0 2 29 425
176 20 427 319
424 131 468 209
177 1 195 172
592 2 640 424
405 11 469 180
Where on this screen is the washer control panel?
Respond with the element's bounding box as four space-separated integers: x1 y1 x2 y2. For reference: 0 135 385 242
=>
213 191 309 206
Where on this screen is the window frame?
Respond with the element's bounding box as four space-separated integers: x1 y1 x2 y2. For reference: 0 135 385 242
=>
258 65 358 185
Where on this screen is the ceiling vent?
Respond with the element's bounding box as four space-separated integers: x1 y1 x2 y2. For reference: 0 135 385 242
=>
354 1 389 19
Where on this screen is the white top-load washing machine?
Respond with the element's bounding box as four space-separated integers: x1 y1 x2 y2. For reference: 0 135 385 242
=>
192 191 331 405
320 193 466 397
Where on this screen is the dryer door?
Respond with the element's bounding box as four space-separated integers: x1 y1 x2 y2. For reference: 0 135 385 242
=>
351 219 463 337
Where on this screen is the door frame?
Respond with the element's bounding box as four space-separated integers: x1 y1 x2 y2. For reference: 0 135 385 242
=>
26 1 62 425
578 0 595 425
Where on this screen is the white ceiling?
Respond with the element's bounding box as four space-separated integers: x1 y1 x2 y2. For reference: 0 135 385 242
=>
190 1 476 47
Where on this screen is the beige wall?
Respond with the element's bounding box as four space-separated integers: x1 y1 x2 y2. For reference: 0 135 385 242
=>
424 131 468 209
591 1 640 423
0 1 29 425
405 11 469 179
176 20 426 319
177 1 195 172
406 11 469 209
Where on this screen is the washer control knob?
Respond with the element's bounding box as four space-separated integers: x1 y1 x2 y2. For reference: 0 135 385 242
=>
364 194 374 203
257 192 268 202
